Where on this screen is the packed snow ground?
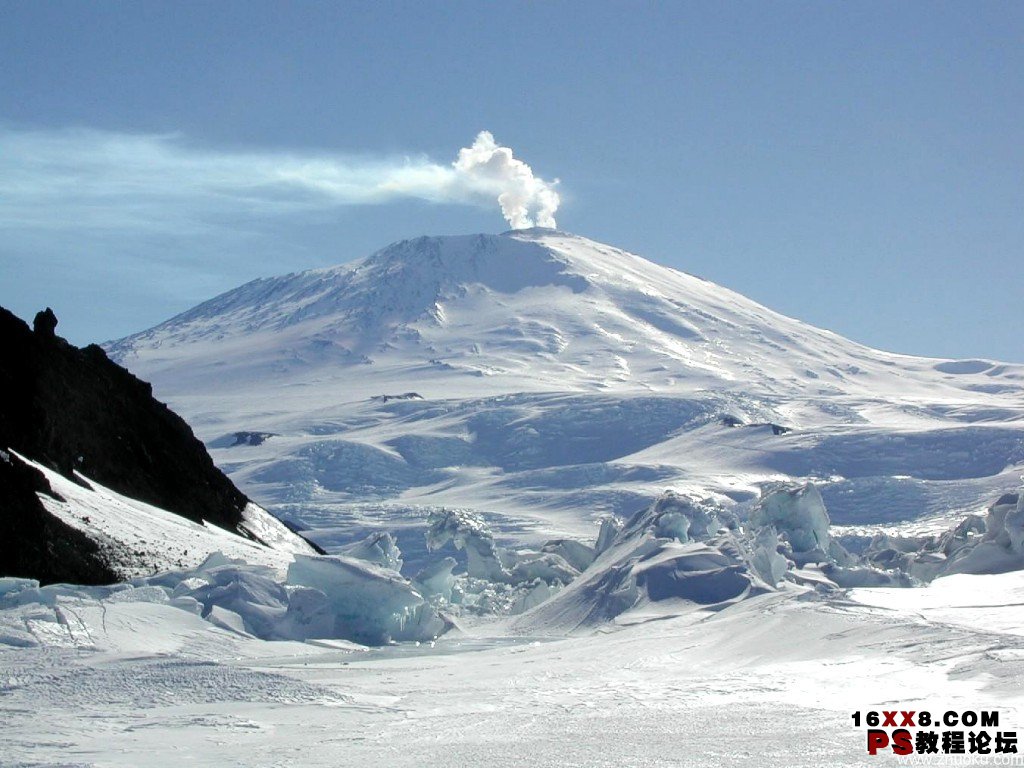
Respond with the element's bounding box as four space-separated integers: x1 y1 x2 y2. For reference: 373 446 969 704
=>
2 573 1022 767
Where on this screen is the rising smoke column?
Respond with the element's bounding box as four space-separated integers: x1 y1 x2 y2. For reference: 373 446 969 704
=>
449 131 560 229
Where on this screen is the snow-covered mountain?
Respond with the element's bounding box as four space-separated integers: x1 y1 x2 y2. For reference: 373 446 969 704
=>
108 229 1024 551
6 231 1024 767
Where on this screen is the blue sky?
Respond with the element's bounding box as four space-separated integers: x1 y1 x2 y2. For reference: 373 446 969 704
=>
1 1 1021 362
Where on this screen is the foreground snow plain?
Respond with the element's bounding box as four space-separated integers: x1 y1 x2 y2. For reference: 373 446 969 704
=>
3 568 1022 767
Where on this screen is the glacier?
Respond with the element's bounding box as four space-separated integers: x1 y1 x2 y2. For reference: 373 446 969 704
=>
0 548 451 647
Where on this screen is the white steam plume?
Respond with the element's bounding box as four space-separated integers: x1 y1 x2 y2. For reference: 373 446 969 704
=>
452 131 560 229
288 130 560 229
0 127 560 232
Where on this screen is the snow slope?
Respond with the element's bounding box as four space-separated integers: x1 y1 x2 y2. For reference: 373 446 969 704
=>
107 229 1024 549
12 451 314 578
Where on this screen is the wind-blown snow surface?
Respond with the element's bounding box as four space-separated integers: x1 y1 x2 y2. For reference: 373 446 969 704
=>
2 573 1022 767
107 229 1024 551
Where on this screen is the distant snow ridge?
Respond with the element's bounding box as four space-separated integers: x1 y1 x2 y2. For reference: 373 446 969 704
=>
108 229 1024 403
108 229 1024 559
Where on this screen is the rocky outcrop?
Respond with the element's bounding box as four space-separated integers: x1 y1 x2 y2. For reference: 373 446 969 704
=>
0 306 266 583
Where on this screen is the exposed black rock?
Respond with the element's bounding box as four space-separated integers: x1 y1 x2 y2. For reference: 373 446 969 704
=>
33 307 58 338
370 392 424 403
0 306 258 583
747 421 792 435
230 431 277 447
720 415 791 435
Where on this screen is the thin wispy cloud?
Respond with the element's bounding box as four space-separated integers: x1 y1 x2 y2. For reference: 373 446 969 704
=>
0 128 561 233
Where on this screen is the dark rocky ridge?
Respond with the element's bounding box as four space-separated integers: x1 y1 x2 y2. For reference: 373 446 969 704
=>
0 307 258 584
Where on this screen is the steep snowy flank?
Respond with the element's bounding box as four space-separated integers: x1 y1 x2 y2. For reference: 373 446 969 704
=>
13 451 308 578
106 230 1024 548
